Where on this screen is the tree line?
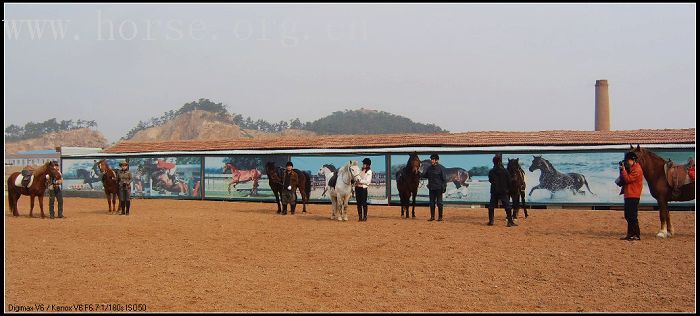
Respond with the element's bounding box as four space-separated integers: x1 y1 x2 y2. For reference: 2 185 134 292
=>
5 118 97 142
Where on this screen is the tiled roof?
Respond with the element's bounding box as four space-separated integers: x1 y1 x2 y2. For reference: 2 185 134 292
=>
102 128 696 154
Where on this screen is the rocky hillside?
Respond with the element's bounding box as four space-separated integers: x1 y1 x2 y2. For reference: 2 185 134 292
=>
4 128 108 154
128 110 317 141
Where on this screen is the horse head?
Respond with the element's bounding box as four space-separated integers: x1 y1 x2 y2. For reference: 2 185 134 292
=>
529 155 545 172
347 160 362 182
406 153 421 175
45 161 62 181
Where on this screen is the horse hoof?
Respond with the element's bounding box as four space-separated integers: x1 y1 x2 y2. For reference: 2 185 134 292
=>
337 217 343 221
656 232 668 238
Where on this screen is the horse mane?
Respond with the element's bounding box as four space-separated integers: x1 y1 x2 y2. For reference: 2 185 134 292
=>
634 147 665 165
323 164 337 173
34 161 52 176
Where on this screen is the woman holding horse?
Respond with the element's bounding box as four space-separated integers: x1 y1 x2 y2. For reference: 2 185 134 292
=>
619 151 644 241
117 160 133 215
355 158 373 221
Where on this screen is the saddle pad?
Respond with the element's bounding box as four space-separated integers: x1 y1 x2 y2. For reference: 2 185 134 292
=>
15 175 36 187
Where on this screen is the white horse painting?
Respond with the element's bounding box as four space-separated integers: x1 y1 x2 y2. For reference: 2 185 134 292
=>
318 164 337 197
329 160 361 221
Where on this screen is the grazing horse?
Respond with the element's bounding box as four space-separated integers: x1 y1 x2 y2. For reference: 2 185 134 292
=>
396 153 422 218
224 162 261 195
329 160 361 221
628 145 695 238
7 161 62 218
507 158 528 220
264 162 312 213
97 159 119 214
318 164 337 197
528 156 595 198
420 159 470 189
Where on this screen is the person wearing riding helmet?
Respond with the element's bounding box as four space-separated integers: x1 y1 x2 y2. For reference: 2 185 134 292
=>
421 153 448 221
355 158 373 221
117 160 133 215
281 161 298 215
619 151 644 241
46 160 64 219
488 153 515 227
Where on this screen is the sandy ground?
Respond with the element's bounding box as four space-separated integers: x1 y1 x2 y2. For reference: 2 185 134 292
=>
4 197 696 312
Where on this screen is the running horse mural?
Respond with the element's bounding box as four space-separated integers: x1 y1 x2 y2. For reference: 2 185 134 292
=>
7 161 62 218
419 159 470 189
75 161 102 189
224 162 262 196
528 155 595 199
627 145 695 238
96 159 119 213
396 152 422 218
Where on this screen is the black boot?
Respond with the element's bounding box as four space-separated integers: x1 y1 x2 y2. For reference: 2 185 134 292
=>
506 209 517 227
437 205 443 221
281 204 288 215
428 205 435 221
487 208 494 226
120 201 126 215
357 204 363 221
633 222 641 240
363 205 368 221
126 201 131 215
290 204 296 215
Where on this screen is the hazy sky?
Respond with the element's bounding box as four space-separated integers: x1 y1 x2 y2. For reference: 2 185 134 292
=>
4 3 696 143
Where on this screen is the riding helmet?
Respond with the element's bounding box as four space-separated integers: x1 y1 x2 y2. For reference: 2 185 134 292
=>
286 161 294 167
624 152 638 161
430 153 440 160
362 158 372 166
492 154 502 165
119 160 129 167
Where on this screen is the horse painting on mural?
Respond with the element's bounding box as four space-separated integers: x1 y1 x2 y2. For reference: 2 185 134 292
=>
396 153 422 218
329 160 362 221
318 164 337 197
224 162 262 196
627 145 695 238
97 159 119 214
528 155 596 198
7 161 62 218
507 158 528 220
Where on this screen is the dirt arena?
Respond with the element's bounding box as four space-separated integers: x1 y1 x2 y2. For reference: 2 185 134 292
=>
4 197 696 312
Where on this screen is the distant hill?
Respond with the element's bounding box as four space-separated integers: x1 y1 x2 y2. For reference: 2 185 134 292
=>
303 108 447 135
4 128 108 154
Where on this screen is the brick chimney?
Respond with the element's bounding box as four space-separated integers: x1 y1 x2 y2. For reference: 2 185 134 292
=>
595 79 610 131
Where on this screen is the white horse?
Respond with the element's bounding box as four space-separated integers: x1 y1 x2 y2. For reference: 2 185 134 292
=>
329 160 361 221
318 164 336 197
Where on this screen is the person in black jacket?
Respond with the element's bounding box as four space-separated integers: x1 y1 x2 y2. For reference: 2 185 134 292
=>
421 153 448 221
488 154 517 227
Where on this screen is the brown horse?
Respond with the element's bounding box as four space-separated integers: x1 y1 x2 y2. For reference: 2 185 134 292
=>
97 159 119 213
7 161 62 218
224 162 261 196
396 153 421 218
507 158 528 220
628 145 695 238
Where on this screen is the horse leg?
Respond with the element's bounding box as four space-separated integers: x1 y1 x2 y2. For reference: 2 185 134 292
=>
521 191 528 218
228 181 232 194
657 199 670 238
528 185 542 197
343 195 350 221
12 191 21 216
29 195 35 218
273 189 281 214
38 194 46 218
411 191 417 218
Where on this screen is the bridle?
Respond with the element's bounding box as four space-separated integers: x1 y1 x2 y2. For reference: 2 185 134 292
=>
343 164 360 185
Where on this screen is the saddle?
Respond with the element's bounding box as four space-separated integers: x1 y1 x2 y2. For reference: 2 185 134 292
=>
665 160 694 199
20 168 34 188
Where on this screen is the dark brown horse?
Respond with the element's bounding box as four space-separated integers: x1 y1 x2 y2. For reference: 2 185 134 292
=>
7 161 62 218
97 159 119 214
507 158 528 220
396 153 421 218
628 145 695 238
265 162 311 213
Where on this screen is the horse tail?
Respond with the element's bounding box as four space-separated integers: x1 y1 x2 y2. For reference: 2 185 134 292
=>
7 175 15 213
582 175 596 196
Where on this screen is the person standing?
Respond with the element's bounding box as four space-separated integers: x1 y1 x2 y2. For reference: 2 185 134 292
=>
488 154 516 227
421 153 448 221
281 161 298 215
355 158 373 221
619 152 644 240
47 161 64 219
117 160 133 215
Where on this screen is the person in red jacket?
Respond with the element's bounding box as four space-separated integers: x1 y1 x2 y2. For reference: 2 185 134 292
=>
619 151 644 241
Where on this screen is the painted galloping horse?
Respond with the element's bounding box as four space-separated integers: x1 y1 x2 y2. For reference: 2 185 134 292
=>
7 161 62 218
528 156 595 198
224 162 261 195
396 153 421 218
419 160 470 189
627 145 695 238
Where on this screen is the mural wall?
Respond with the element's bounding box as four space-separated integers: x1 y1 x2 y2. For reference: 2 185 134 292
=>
203 155 288 200
61 158 119 193
128 157 202 198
